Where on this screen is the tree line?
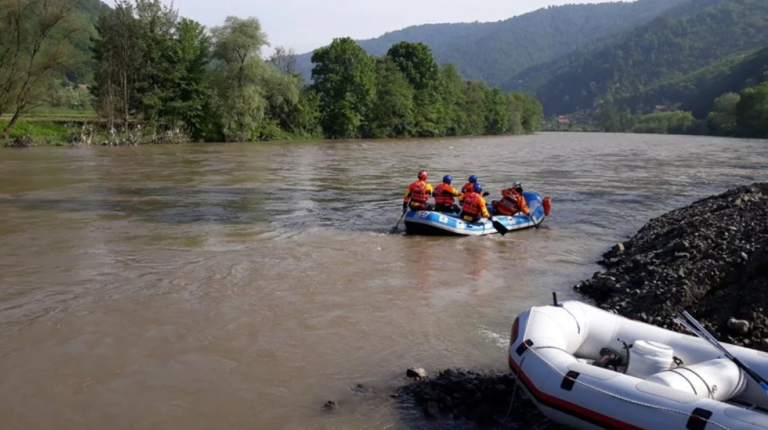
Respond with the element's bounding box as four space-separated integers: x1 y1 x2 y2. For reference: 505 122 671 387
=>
0 0 544 144
555 80 768 138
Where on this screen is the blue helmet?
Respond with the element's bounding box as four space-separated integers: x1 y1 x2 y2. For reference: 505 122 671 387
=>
443 174 452 184
473 183 483 193
469 175 478 184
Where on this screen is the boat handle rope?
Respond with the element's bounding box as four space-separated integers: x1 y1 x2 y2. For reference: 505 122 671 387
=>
516 344 733 430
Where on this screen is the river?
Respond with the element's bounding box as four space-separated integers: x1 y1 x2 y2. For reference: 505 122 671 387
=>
0 132 766 430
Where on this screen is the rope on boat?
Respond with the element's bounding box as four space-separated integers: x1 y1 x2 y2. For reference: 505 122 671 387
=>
520 345 734 430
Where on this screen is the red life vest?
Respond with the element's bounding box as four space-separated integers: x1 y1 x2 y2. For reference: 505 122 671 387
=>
461 182 475 195
408 180 429 204
462 192 483 216
496 192 520 215
434 183 458 205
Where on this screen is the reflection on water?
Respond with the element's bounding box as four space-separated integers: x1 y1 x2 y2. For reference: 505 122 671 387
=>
0 133 766 429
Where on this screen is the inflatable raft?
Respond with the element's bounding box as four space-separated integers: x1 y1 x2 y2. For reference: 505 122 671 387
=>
404 191 550 236
508 300 768 430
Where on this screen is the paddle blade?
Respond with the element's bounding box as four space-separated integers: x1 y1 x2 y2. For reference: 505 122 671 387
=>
492 219 509 236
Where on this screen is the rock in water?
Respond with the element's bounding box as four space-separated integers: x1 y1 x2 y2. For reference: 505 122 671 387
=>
728 318 751 334
406 367 428 378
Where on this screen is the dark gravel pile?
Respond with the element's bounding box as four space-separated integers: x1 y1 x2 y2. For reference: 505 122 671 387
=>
395 369 565 429
575 183 768 347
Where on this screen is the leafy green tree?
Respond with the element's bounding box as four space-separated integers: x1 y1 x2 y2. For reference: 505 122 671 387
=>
92 0 143 131
364 58 415 138
311 37 376 139
0 0 80 139
436 64 467 136
210 16 271 141
386 41 441 136
462 81 489 136
159 18 213 138
484 88 508 135
706 92 740 136
736 82 768 138
132 0 178 125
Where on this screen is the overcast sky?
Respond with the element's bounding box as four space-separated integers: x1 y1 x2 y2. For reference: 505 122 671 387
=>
154 0 624 55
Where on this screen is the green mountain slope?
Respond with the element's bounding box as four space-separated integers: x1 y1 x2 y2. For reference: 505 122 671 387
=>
617 47 768 117
506 0 768 115
295 0 687 86
66 0 112 84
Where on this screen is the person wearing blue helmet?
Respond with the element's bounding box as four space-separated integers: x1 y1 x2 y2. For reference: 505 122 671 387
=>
434 174 462 213
461 175 478 195
461 183 491 223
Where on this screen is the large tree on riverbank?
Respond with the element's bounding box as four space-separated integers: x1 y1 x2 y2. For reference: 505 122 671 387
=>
0 0 80 139
92 0 213 138
311 38 376 139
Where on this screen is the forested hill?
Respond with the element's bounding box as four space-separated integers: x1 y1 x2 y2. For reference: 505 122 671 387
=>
506 0 768 116
295 0 688 86
67 0 112 84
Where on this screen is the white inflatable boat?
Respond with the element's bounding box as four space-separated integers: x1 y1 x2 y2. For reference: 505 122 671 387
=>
508 300 768 430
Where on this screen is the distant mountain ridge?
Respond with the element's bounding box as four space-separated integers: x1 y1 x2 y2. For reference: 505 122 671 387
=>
504 0 768 115
295 0 689 86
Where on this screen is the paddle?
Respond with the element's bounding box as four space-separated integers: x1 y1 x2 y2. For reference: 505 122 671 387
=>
677 311 768 395
390 197 412 234
529 214 540 229
390 212 407 234
491 218 509 236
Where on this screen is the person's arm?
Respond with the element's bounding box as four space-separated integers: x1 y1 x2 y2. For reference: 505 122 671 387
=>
403 185 412 213
480 198 491 219
520 198 530 215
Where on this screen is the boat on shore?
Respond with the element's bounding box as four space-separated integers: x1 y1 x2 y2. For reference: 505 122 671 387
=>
404 191 550 236
508 300 768 430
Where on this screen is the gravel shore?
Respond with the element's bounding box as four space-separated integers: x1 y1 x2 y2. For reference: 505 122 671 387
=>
394 183 768 428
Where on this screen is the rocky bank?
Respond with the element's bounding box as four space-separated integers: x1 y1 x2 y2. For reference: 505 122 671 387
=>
575 182 768 347
393 183 767 428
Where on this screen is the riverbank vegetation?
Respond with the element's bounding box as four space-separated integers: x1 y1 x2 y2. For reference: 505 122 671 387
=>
547 79 768 138
0 0 543 147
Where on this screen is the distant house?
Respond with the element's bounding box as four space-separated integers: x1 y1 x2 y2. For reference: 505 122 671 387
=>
557 115 571 125
654 105 670 112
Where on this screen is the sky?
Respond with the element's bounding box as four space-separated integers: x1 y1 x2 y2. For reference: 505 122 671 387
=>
153 0 624 55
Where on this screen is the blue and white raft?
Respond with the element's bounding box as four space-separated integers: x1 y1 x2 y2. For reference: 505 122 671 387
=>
404 191 549 236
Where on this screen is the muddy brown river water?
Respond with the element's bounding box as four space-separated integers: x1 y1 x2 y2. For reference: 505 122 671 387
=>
0 132 766 429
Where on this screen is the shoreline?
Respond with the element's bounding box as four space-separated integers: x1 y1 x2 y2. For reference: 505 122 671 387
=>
392 182 768 428
1 122 541 148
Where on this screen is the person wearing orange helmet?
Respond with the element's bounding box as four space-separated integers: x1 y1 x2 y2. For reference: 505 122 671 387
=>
492 181 530 216
403 170 434 213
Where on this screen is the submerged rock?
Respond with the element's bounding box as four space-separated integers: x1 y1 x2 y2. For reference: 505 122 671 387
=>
406 367 428 379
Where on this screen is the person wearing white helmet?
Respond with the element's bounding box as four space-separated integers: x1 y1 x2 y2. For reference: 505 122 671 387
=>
492 181 530 216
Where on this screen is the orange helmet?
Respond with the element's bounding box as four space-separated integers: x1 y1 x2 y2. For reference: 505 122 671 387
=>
418 170 428 180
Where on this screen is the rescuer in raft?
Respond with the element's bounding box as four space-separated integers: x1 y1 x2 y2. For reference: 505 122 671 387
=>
461 183 492 223
403 170 434 213
461 175 478 195
492 181 530 216
433 174 462 214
